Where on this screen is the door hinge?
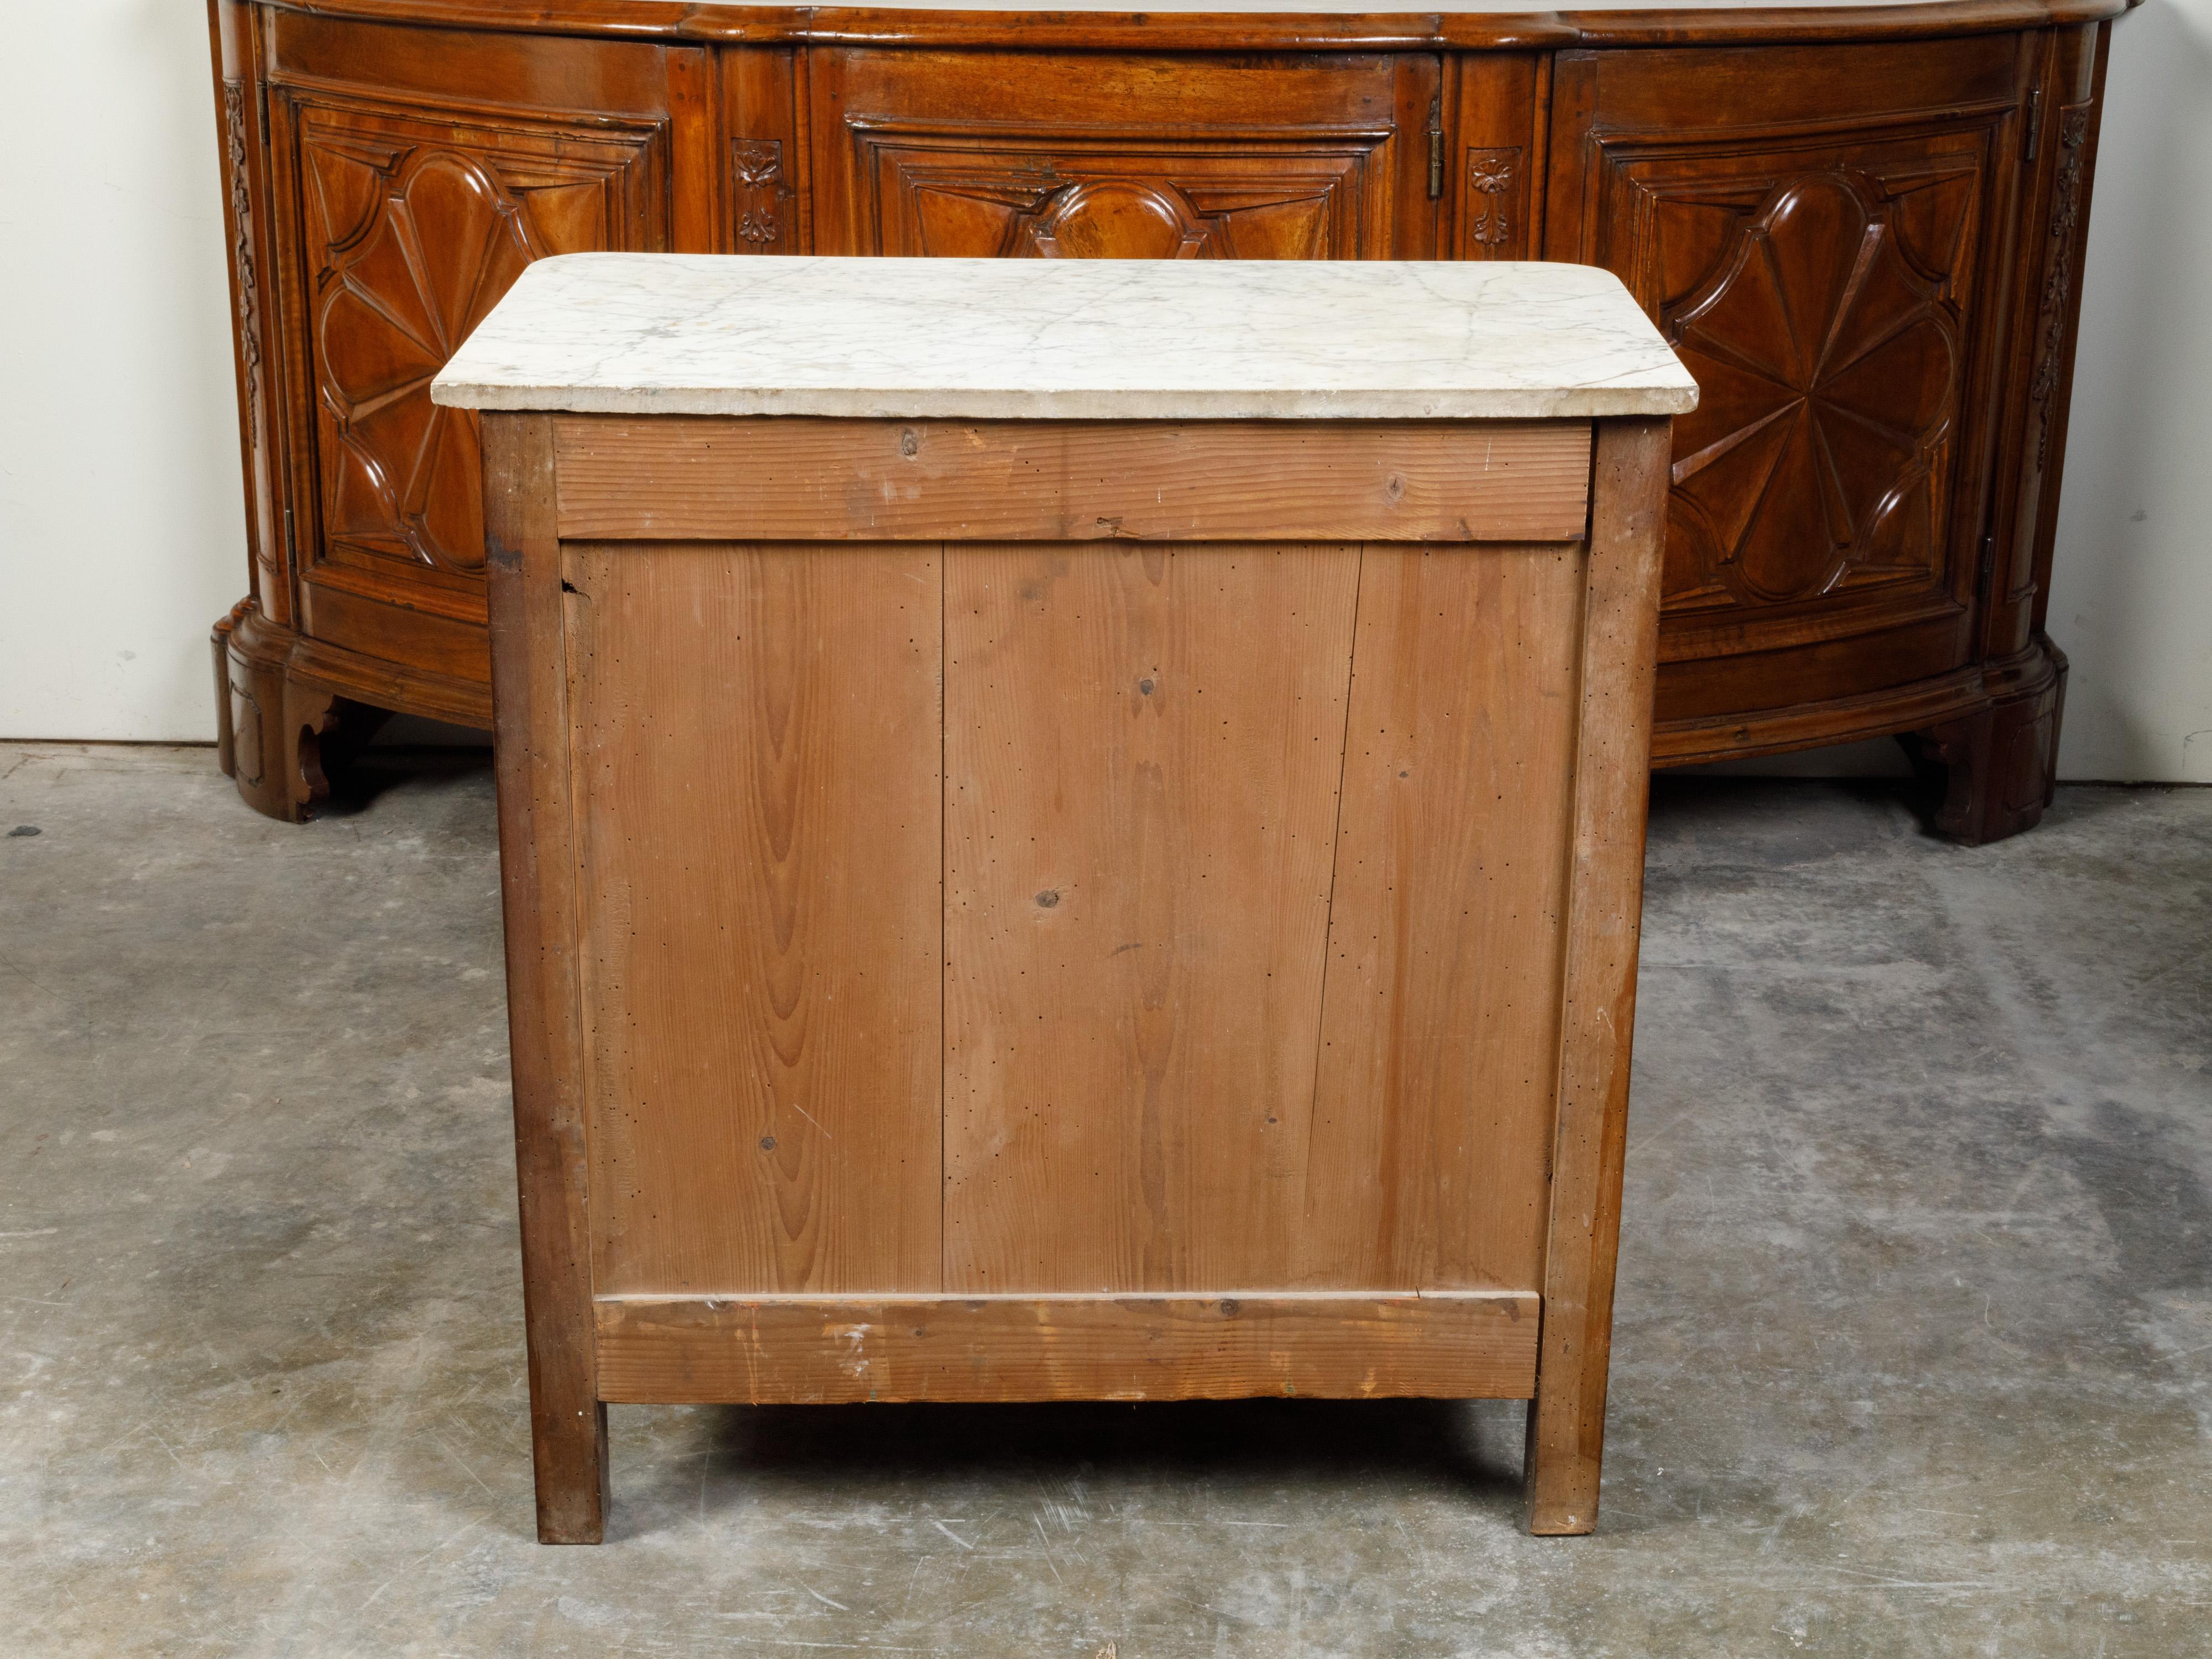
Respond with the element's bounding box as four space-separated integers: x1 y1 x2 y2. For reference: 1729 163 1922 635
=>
284 507 296 565
2024 87 2043 162
1979 529 1997 581
1427 96 1445 200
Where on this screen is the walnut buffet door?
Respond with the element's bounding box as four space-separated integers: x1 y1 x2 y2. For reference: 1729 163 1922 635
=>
806 51 1441 260
1545 35 2038 755
259 12 716 702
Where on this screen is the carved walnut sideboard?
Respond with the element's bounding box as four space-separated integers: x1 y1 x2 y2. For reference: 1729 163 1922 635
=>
204 0 2130 842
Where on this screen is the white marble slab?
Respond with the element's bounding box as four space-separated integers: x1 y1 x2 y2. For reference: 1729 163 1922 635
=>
431 254 1698 421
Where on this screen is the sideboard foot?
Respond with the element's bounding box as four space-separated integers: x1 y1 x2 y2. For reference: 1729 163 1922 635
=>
211 598 391 822
1903 644 2067 847
531 1398 609 1545
211 601 248 782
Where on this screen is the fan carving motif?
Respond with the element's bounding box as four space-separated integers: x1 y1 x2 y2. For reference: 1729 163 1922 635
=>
312 146 539 573
302 109 654 577
1661 170 1965 607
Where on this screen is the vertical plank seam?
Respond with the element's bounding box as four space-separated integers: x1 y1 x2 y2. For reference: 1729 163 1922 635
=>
1301 541 1369 1224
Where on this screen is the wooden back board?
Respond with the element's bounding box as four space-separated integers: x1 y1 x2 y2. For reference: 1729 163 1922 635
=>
482 410 1670 1540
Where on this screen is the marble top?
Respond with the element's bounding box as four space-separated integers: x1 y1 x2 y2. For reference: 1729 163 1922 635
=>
432 255 1697 421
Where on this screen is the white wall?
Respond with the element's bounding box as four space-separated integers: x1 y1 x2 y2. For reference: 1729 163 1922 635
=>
0 0 248 742
2048 0 2212 781
0 1 2205 774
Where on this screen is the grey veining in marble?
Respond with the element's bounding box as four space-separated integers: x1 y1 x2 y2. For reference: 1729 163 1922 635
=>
431 254 1698 421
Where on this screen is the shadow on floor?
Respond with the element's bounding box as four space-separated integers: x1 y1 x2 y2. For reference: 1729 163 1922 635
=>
315 740 495 817
620 1396 1531 1535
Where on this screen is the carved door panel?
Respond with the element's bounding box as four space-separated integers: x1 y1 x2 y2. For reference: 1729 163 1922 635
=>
1548 39 2032 702
811 51 1438 262
257 13 711 690
1614 142 1989 620
279 97 667 651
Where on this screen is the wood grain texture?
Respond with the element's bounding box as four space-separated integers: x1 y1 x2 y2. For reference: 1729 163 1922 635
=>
216 7 2115 842
551 418 1594 544
1524 417 1671 1536
807 48 1436 259
561 539 943 1296
481 411 607 1545
1541 29 2073 825
941 543 1359 1293
595 1291 1540 1404
243 0 2136 53
1301 543 1585 1293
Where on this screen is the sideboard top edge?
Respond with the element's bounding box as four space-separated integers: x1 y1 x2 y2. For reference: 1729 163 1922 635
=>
258 0 2137 53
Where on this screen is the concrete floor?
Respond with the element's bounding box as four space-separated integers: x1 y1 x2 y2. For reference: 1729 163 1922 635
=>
1 742 2207 1657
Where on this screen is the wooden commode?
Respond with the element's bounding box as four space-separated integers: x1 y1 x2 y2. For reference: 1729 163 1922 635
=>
431 253 1698 1542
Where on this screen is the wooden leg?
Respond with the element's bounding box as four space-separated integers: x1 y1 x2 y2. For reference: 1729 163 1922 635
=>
1522 1241 1621 1534
213 598 298 820
1522 1396 1592 1535
289 688 390 813
529 1392 609 1545
212 597 390 822
484 411 607 1545
1905 646 2067 847
1523 1084 1631 1536
212 602 247 781
1523 419 1670 1537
